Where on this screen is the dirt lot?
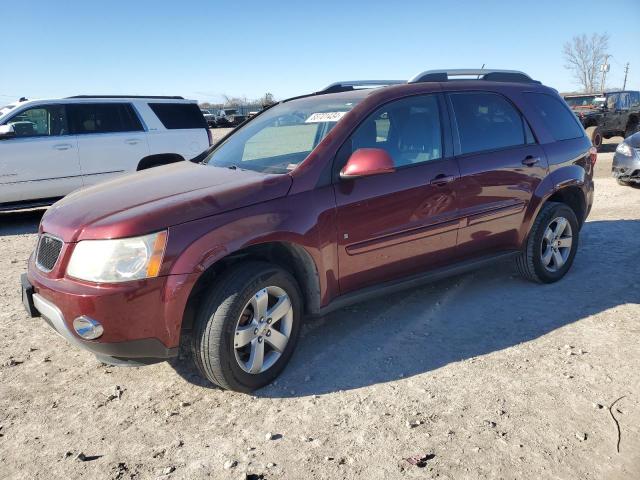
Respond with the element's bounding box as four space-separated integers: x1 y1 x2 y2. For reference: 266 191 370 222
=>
1 136 638 480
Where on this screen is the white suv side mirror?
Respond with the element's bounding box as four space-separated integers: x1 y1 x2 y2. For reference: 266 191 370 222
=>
0 124 16 139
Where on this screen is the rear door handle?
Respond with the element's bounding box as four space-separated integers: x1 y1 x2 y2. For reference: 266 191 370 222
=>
429 174 456 186
522 156 540 166
125 139 142 145
53 144 72 151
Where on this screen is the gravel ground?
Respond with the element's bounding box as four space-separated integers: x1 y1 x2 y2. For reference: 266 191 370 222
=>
1 136 638 480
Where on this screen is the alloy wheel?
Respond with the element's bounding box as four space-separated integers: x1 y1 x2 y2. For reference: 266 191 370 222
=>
233 286 293 374
540 216 573 272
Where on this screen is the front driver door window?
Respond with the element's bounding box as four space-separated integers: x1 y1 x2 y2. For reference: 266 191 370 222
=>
333 94 461 294
7 105 68 137
0 105 82 204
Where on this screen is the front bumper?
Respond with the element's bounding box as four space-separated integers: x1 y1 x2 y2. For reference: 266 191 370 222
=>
23 254 196 364
612 151 640 182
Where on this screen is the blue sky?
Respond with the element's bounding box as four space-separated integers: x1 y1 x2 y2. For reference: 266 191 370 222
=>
1 0 638 103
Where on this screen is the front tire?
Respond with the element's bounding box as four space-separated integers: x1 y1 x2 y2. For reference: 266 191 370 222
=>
516 202 579 283
191 261 303 392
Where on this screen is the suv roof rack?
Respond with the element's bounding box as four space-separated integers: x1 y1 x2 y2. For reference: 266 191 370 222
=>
67 95 185 99
318 80 406 94
408 69 540 84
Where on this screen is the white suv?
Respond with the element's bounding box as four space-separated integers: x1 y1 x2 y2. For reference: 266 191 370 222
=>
0 96 212 210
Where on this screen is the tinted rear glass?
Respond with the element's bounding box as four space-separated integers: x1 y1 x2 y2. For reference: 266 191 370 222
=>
524 93 583 141
148 103 206 129
449 92 527 155
69 103 143 134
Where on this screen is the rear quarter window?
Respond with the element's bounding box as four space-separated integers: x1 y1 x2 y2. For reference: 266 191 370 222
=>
523 93 584 141
148 103 207 129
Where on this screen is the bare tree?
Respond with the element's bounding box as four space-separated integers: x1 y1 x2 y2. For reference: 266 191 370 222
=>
563 33 610 93
260 92 275 107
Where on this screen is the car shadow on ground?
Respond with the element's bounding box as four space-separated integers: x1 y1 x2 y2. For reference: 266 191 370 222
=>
0 209 45 236
253 218 640 398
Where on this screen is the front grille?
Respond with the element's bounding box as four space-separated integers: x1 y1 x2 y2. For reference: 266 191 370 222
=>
36 235 63 272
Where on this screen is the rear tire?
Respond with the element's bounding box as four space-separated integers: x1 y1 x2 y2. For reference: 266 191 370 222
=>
191 261 303 392
516 202 579 284
585 126 603 150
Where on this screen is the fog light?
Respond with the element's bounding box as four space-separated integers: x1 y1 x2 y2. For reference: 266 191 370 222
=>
73 316 104 340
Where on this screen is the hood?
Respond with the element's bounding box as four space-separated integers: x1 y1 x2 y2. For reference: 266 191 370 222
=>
626 132 640 148
41 162 292 242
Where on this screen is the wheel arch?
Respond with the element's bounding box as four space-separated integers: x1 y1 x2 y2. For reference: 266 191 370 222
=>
522 168 588 247
180 241 322 332
546 186 587 227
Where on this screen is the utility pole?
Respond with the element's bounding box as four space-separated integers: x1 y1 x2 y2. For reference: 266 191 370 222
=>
623 63 630 90
600 55 611 93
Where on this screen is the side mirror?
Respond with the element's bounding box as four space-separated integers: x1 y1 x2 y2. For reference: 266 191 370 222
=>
340 148 395 180
0 124 15 139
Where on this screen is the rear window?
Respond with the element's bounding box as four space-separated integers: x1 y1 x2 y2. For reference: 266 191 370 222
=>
449 92 529 155
524 93 583 141
69 103 143 134
148 103 206 129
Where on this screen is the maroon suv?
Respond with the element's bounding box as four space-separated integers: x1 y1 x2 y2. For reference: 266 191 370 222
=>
22 69 595 392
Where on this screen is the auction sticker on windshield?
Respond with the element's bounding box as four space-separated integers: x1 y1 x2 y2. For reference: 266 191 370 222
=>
305 112 347 123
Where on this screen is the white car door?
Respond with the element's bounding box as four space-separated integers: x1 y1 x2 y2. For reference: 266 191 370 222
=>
69 103 149 186
0 104 82 205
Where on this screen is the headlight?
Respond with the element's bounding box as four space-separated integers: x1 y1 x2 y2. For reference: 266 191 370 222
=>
616 143 633 157
67 231 167 283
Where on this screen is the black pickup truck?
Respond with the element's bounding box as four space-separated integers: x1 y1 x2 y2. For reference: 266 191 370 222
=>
564 91 640 149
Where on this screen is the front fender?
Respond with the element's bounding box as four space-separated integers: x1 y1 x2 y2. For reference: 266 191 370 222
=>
164 187 339 308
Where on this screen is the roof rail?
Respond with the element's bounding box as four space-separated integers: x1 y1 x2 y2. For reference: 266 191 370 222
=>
318 80 406 94
67 95 185 99
408 69 540 84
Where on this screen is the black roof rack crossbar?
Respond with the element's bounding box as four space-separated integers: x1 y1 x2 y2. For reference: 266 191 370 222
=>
67 95 185 99
318 80 406 94
408 69 540 84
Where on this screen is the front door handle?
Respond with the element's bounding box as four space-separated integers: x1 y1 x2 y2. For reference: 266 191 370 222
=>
53 144 72 151
430 174 456 186
522 156 540 167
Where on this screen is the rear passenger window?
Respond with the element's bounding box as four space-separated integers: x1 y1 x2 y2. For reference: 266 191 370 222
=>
148 103 206 129
69 103 143 134
449 92 528 155
524 93 583 141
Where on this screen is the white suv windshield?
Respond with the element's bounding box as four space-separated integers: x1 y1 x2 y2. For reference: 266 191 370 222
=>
205 92 365 174
0 104 17 118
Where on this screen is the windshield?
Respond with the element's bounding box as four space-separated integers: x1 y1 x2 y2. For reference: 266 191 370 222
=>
0 103 17 118
564 96 600 108
204 92 365 174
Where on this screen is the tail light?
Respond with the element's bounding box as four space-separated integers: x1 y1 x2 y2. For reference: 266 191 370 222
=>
589 146 597 166
207 128 214 147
